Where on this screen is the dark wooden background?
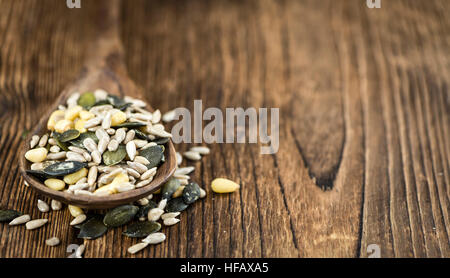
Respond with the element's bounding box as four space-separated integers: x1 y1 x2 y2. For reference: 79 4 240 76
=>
0 0 449 258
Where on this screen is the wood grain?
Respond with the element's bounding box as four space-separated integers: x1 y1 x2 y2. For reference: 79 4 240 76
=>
0 0 449 257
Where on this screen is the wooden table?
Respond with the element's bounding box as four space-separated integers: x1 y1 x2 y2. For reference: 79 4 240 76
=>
0 0 449 258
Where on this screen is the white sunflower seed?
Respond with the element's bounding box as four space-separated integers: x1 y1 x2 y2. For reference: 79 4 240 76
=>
66 152 87 162
114 128 127 144
46 237 60 247
83 138 98 153
152 109 161 124
69 183 89 191
126 168 141 179
88 166 98 186
49 145 61 153
69 146 86 154
174 174 190 180
97 137 109 154
158 198 168 210
136 178 152 188
94 89 108 101
127 242 149 254
84 117 103 129
142 233 166 245
134 156 150 165
131 113 152 122
9 214 31 226
176 152 182 165
183 151 201 161
123 130 135 144
162 109 176 123
48 138 57 146
91 150 102 164
106 128 116 135
116 183 135 193
163 218 180 226
137 198 149 206
132 139 148 149
146 126 172 138
200 188 206 198
126 141 137 161
127 161 147 174
58 105 67 110
76 177 87 185
37 199 50 213
74 189 94 196
30 135 40 148
140 167 157 180
174 167 195 175
83 152 92 162
140 142 157 150
146 194 153 200
31 163 44 171
51 200 62 211
66 92 80 108
147 208 164 221
107 139 119 152
47 152 67 160
26 219 48 230
70 214 87 226
161 212 180 220
102 111 112 129
189 146 210 155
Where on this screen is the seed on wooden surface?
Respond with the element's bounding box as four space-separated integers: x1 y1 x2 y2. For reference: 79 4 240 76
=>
137 198 149 206
135 201 157 221
147 208 164 222
123 130 135 144
70 214 87 226
78 217 107 239
136 178 152 188
44 179 66 191
38 134 49 147
162 109 176 123
161 178 181 200
30 135 40 148
172 185 185 198
165 198 189 213
68 205 84 217
0 210 22 222
45 237 60 247
103 205 139 227
127 242 149 254
174 167 195 176
161 212 180 220
126 141 137 161
183 151 201 161
37 199 50 213
134 156 149 166
49 145 61 153
182 182 201 204
9 214 31 226
123 221 161 238
140 167 157 181
174 174 190 180
190 146 210 155
151 109 161 124
26 219 48 230
211 178 240 193
142 232 166 245
176 152 182 165
25 148 48 163
158 199 168 210
51 200 62 211
163 218 180 226
200 188 206 198
75 244 85 258
127 161 147 174
47 152 67 160
146 194 153 200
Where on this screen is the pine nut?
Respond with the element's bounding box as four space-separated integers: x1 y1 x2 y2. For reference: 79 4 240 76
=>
211 178 240 193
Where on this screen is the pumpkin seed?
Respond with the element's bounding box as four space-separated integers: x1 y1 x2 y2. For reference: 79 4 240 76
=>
107 94 127 108
182 182 201 204
152 137 170 145
0 209 22 222
139 145 164 169
26 170 48 181
77 92 96 109
78 217 108 239
114 122 146 129
93 99 110 107
102 145 127 166
103 205 139 227
59 129 80 142
123 221 161 238
165 198 189 213
135 201 157 221
70 132 99 148
161 178 181 200
43 161 86 177
134 129 151 141
52 134 69 151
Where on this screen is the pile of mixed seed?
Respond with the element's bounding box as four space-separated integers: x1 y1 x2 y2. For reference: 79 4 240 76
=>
0 89 240 257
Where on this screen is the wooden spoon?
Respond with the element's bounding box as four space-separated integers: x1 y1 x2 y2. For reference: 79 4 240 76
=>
18 0 176 209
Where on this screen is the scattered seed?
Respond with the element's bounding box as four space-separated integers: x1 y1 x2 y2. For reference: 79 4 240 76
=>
127 242 149 254
9 214 31 226
161 212 180 220
37 199 50 213
137 198 149 206
175 167 195 176
190 146 210 155
123 221 161 238
176 152 183 165
183 151 201 161
46 237 60 247
26 219 48 230
163 218 180 226
200 188 206 198
78 217 107 239
161 178 181 200
158 199 168 210
68 205 84 217
142 232 166 245
71 214 87 226
103 205 139 227
0 210 22 222
211 178 240 193
165 198 189 213
51 200 62 211
147 208 164 222
162 109 176 123
182 182 201 204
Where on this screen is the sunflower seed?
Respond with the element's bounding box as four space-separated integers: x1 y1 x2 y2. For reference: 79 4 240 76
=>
95 128 110 141
127 161 147 174
102 111 112 129
107 139 119 152
47 152 67 160
147 208 164 221
162 109 176 123
66 92 80 108
137 198 149 206
123 130 136 144
51 200 62 211
30 135 40 148
87 166 98 186
151 109 161 124
48 138 57 146
58 105 67 110
136 178 152 188
106 128 116 135
70 214 87 226
126 141 137 161
74 189 94 196
116 183 135 192
66 152 87 162
127 242 149 254
114 128 127 144
200 188 206 198
142 232 166 245
146 126 172 138
176 152 182 165
140 167 157 180
94 89 108 101
97 137 109 154
75 244 85 258
189 146 210 155
146 194 153 200
132 139 148 149
37 200 50 213
140 142 157 150
134 156 150 165
91 150 102 164
84 117 103 129
83 138 98 153
26 219 48 230
158 199 168 210
183 151 201 161
9 214 31 226
69 183 89 191
49 145 61 153
163 218 180 226
174 174 190 180
126 167 141 179
31 163 44 171
46 237 60 247
161 212 180 220
131 113 152 122
99 168 124 184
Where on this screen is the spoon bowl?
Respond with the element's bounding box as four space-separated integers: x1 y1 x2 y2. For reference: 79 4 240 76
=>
18 0 177 209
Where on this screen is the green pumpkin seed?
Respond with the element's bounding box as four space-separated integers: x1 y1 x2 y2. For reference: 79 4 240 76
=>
182 182 201 204
52 133 69 151
0 209 22 222
135 201 157 220
152 137 170 145
134 129 151 141
165 198 189 213
59 129 80 143
26 170 48 181
70 132 98 148
43 161 86 176
118 103 132 111
77 217 108 239
107 95 127 108
103 205 139 227
93 99 110 107
123 221 161 238
102 145 127 166
140 145 164 169
114 122 147 129
77 92 96 109
161 178 181 200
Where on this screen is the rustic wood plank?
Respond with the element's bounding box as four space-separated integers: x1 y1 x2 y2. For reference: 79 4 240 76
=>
0 0 449 258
